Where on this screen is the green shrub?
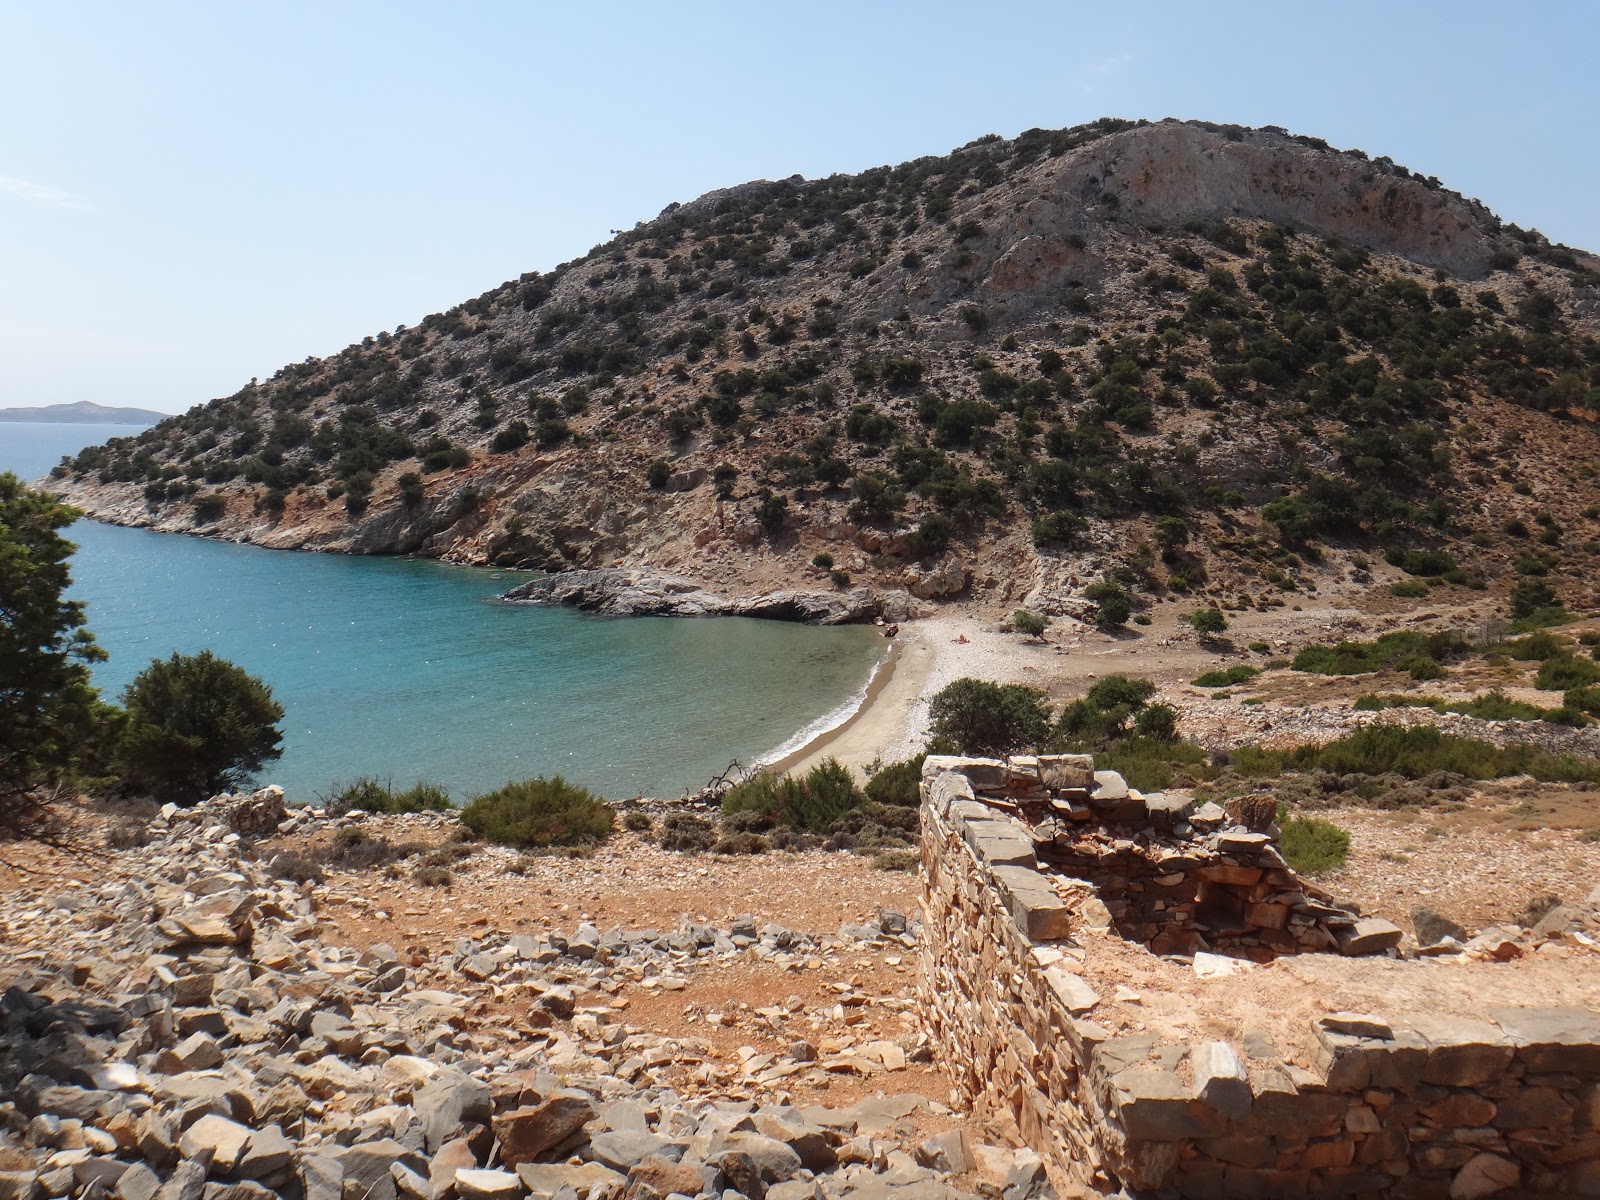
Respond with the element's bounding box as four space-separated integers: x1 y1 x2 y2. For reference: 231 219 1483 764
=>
646 459 671 489
1084 580 1132 626
1012 610 1049 640
324 777 453 816
1507 631 1564 661
1186 608 1228 635
1389 580 1430 598
1279 815 1350 874
1511 579 1557 619
864 753 927 807
906 513 953 559
1291 631 1466 676
929 679 1051 755
811 552 834 570
1134 703 1179 742
490 421 530 453
116 650 284 806
1400 655 1445 681
721 758 862 833
1255 725 1600 784
1031 512 1084 547
1535 656 1600 691
1566 686 1600 717
193 494 227 524
459 776 615 849
1192 665 1258 688
621 810 654 833
412 864 453 887
1095 735 1209 791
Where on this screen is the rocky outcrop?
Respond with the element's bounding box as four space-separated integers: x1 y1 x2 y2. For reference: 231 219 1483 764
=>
500 568 910 625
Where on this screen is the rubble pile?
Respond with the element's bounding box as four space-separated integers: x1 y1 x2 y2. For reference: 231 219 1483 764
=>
0 794 1058 1200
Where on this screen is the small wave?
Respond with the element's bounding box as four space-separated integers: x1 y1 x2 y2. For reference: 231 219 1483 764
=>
750 651 888 771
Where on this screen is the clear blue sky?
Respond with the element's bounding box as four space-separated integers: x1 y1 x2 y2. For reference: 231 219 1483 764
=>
3 1 1596 414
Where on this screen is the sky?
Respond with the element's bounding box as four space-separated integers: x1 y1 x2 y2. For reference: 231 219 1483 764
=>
3 2 1597 415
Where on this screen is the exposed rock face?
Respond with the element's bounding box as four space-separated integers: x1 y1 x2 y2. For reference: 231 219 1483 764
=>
500 568 903 625
1062 122 1497 278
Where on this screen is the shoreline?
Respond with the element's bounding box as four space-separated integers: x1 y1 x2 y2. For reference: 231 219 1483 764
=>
759 611 1107 779
760 636 906 777
766 618 955 778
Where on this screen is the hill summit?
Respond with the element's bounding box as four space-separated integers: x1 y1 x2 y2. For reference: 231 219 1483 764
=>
47 118 1600 623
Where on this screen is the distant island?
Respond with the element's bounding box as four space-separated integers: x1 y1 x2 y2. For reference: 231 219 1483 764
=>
0 400 166 425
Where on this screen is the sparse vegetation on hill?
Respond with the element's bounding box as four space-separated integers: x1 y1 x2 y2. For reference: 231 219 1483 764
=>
44 118 1600 621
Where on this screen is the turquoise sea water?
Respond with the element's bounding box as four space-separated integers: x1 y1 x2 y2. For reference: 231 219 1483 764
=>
2 423 883 802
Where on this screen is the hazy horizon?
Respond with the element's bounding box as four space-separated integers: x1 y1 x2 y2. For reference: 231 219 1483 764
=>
4 1 1596 417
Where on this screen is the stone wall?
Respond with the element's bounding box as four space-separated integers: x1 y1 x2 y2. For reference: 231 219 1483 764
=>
918 756 1600 1199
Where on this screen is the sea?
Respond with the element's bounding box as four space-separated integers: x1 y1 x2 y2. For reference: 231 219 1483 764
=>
1 422 884 803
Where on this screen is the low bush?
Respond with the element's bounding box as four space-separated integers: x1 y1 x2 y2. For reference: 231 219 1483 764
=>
1243 725 1600 784
863 754 926 807
621 810 654 833
1535 656 1600 691
1192 665 1258 688
1012 609 1049 640
1278 814 1350 874
267 849 325 884
1506 631 1563 661
721 759 861 833
1566 686 1600 717
1055 675 1160 747
713 831 770 855
656 811 716 852
1186 607 1228 635
413 864 452 886
313 826 426 871
1399 655 1446 681
872 849 919 871
1291 630 1467 676
1084 579 1132 626
1094 736 1211 792
1355 690 1570 723
1389 580 1430 598
323 776 453 816
459 776 615 849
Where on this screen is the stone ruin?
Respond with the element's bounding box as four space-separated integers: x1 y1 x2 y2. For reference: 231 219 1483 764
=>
917 754 1600 1198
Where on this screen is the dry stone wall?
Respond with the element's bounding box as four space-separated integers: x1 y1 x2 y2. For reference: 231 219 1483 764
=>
917 756 1600 1199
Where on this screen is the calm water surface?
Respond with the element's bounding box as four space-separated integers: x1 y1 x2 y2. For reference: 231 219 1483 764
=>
2 423 882 801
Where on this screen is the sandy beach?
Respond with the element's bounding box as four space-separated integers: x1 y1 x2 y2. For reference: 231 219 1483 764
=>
763 601 1263 780
772 613 1068 777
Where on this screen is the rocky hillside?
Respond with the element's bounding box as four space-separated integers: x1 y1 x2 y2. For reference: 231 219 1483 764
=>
45 118 1600 621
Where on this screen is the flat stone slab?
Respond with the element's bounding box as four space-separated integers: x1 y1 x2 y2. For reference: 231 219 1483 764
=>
1111 1069 1226 1141
1337 917 1403 956
1490 1006 1600 1073
1043 967 1099 1015
991 866 1070 941
1408 1014 1515 1088
1091 770 1129 801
